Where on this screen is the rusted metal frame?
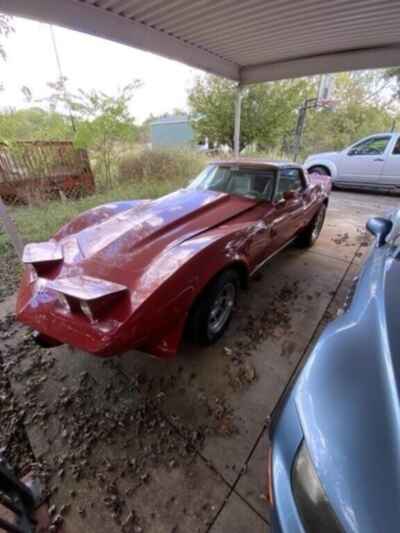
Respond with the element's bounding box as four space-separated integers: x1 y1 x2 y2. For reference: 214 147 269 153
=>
0 462 35 533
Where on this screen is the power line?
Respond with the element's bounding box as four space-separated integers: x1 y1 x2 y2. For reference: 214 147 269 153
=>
49 25 76 133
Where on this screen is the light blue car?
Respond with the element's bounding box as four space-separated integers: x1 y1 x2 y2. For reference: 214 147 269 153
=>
269 211 399 532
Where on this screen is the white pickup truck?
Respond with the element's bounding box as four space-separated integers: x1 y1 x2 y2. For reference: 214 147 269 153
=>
304 132 400 191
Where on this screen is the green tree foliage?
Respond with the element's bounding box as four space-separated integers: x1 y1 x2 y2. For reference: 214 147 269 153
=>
73 83 142 185
0 107 72 142
188 75 315 150
384 67 400 99
189 71 400 159
302 71 398 157
44 79 142 185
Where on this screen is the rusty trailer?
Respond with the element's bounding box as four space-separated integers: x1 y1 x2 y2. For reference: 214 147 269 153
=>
0 141 95 204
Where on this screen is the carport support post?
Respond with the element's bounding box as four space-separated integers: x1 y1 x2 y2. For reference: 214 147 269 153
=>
234 83 243 158
0 197 24 260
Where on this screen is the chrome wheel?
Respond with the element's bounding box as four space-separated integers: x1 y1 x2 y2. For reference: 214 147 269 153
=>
207 282 236 336
312 207 325 242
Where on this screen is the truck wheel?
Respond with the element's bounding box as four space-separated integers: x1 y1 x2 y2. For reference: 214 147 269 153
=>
187 270 239 346
309 165 330 176
296 205 327 247
308 165 331 176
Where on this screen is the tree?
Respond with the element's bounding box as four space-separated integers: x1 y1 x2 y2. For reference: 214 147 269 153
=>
0 14 13 62
188 75 315 151
0 14 14 91
69 81 142 185
302 71 399 157
384 67 400 99
0 107 72 143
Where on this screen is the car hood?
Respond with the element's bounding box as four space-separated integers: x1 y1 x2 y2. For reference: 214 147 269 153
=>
75 188 254 257
294 243 400 532
306 151 338 160
35 188 257 286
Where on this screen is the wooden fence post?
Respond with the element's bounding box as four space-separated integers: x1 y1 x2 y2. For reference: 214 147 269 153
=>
0 197 24 260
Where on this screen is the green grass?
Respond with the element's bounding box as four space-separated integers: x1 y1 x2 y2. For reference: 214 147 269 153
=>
0 176 188 254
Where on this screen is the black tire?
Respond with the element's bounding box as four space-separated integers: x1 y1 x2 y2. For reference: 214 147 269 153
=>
186 269 239 346
308 165 330 176
296 204 327 248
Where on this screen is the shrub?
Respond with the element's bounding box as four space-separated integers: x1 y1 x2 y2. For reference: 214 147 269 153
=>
118 148 207 184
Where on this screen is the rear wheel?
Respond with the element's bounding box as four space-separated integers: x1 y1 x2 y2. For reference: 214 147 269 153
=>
186 269 239 346
296 204 327 247
308 165 330 176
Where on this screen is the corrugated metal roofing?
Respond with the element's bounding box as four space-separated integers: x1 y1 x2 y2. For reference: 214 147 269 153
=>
2 0 400 83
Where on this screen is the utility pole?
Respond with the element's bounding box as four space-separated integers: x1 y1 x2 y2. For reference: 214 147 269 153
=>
234 83 243 158
49 25 76 133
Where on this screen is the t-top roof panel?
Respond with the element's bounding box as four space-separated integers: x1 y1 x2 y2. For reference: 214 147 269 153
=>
2 0 400 84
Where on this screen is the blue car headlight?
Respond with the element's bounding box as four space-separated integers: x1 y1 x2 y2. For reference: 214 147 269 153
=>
292 441 343 533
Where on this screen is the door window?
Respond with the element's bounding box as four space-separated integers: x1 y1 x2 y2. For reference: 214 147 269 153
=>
348 136 391 156
276 168 304 201
392 137 400 155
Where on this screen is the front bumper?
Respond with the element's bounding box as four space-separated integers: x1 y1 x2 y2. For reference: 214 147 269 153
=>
270 394 305 533
16 273 137 357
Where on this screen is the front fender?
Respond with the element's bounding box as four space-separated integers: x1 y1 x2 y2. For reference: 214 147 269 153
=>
132 226 251 357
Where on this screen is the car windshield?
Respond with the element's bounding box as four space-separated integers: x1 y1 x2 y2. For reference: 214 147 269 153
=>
188 164 276 201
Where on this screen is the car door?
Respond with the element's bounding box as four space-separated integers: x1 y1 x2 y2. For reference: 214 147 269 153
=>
381 135 400 186
337 134 392 184
270 168 306 249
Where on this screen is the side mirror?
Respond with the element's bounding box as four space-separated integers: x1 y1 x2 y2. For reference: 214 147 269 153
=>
283 190 298 201
366 217 393 247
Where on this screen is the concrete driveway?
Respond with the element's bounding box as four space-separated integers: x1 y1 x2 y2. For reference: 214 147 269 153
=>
1 190 398 533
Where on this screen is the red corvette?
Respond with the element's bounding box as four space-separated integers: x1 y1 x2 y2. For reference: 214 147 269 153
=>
16 161 330 358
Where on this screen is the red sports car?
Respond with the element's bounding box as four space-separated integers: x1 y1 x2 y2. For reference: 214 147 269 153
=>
16 160 330 358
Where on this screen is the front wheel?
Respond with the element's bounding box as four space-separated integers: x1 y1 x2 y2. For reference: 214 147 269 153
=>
296 204 327 247
308 165 330 176
186 270 239 346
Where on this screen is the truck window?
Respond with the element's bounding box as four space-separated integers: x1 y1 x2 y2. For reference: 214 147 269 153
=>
348 136 391 156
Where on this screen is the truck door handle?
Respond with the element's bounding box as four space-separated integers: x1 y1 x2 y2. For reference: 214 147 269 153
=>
374 158 384 162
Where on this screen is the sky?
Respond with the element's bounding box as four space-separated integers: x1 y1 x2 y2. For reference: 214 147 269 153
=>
1 16 203 123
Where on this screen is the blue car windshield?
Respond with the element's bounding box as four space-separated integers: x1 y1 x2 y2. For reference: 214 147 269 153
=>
188 164 276 201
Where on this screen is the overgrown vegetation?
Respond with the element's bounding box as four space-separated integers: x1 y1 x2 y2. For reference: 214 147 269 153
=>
46 79 142 186
118 147 206 183
0 145 206 257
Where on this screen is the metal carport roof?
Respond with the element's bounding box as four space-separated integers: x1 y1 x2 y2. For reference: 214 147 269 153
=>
1 0 400 84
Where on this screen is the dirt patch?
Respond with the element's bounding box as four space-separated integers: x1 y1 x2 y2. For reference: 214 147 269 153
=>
1 315 217 531
0 246 21 303
0 315 36 477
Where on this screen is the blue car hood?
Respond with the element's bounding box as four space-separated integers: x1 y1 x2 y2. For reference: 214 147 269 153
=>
295 243 400 533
